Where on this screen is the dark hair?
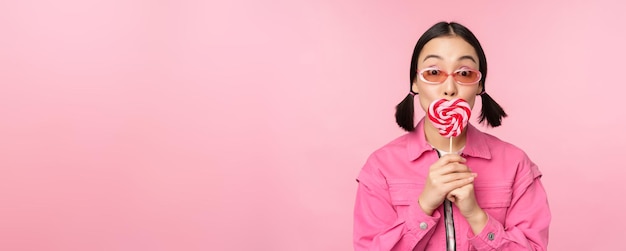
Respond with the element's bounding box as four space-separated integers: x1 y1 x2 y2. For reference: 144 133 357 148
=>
395 21 507 131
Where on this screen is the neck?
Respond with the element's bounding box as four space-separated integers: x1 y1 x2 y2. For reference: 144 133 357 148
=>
423 120 468 152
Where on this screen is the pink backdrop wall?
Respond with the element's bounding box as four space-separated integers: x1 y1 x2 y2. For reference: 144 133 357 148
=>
1 0 624 250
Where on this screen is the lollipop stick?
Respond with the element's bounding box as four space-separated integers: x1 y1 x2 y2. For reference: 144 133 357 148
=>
445 136 457 250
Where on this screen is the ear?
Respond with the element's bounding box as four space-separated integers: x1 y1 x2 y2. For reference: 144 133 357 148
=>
476 83 484 95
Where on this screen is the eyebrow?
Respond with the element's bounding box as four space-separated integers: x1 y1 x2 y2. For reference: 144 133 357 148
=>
422 54 477 63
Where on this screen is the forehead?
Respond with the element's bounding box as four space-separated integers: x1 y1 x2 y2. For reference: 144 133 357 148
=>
418 36 478 64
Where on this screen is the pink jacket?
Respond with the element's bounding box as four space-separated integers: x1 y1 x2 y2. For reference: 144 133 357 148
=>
354 119 550 250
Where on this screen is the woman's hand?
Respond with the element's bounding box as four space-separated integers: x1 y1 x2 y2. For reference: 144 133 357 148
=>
417 154 476 215
447 183 480 218
448 183 488 234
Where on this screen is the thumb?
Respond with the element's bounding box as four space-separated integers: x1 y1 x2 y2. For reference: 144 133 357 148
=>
447 191 457 203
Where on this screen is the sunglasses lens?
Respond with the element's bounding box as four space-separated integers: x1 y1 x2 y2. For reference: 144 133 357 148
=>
421 69 447 83
454 70 480 84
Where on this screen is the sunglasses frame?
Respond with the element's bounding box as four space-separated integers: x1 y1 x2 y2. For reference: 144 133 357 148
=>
417 67 482 85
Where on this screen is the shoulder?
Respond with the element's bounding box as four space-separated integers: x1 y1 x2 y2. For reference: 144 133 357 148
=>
477 130 542 179
357 133 414 183
372 133 412 155
363 133 411 167
479 130 529 160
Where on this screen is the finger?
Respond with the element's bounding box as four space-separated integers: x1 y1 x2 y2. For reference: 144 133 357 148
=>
443 175 476 192
447 192 457 202
436 154 466 167
429 155 465 171
448 184 470 198
434 172 476 185
429 173 476 199
435 163 472 176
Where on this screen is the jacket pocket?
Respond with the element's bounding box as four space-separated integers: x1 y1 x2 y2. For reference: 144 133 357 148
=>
475 183 513 224
387 179 424 211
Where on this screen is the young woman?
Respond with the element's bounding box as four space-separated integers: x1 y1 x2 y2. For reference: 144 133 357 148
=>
353 22 550 250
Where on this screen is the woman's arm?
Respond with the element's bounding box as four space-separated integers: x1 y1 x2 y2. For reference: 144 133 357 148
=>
466 155 551 251
354 163 440 251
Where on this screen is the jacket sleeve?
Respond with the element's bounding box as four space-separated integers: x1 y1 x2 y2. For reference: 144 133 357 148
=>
467 154 551 251
353 156 440 251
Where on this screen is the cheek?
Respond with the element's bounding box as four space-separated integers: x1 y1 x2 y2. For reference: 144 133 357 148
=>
414 83 431 112
418 98 430 113
417 94 441 114
462 87 481 108
463 95 478 111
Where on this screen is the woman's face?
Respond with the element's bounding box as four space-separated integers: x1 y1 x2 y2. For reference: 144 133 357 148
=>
412 35 483 113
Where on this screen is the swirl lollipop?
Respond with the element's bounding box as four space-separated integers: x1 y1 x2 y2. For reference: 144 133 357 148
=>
428 98 471 251
428 98 471 151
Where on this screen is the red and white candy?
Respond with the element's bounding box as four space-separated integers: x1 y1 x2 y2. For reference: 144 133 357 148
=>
428 98 471 138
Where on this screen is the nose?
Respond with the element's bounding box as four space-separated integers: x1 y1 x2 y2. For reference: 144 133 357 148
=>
443 75 457 97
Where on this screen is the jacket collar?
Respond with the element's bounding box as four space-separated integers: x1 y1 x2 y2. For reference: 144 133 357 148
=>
407 119 492 161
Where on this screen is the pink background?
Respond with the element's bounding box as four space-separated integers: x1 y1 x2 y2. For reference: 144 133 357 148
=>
1 0 624 250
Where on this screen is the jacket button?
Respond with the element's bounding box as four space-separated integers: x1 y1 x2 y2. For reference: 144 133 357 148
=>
487 232 495 240
419 222 428 230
